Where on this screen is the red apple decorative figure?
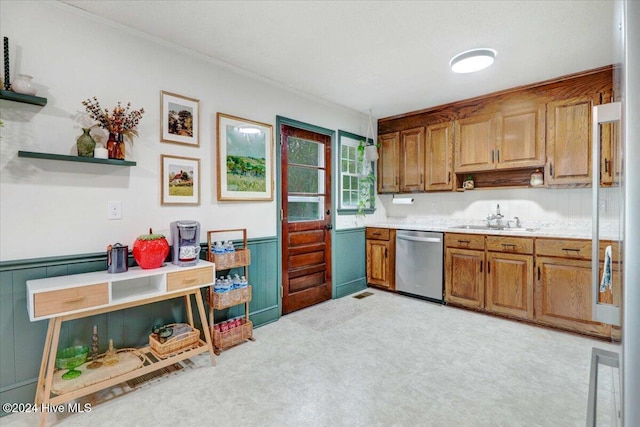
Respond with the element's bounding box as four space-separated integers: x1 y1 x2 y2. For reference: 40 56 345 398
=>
132 228 169 269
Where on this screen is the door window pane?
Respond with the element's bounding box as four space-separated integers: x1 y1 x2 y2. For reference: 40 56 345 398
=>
288 137 324 167
288 166 325 194
288 196 324 222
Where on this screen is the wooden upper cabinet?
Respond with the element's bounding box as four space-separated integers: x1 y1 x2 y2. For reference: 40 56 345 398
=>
496 104 546 170
425 122 453 191
454 114 496 173
546 95 596 185
455 106 544 174
400 127 425 192
377 132 400 193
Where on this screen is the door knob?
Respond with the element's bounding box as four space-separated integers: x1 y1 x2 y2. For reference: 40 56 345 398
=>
325 223 333 230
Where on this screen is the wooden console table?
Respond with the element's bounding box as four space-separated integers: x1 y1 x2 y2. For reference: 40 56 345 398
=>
26 261 216 426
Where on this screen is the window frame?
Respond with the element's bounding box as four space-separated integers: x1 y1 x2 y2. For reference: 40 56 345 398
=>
337 130 376 215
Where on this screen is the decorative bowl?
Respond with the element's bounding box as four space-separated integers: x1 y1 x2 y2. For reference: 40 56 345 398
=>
56 345 89 380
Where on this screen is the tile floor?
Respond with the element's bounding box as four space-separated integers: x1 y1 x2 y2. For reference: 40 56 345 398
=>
3 288 621 426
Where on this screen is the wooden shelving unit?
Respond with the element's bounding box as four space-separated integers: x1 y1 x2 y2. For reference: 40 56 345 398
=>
206 228 255 354
18 150 136 166
0 89 47 106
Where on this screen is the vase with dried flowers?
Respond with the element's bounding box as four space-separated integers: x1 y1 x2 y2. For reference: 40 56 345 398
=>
82 97 145 160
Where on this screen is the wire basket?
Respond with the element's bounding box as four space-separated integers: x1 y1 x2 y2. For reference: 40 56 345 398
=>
210 248 251 270
149 323 199 359
213 319 253 351
212 286 252 310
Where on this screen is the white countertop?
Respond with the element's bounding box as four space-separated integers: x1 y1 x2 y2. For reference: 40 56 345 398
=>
369 217 621 240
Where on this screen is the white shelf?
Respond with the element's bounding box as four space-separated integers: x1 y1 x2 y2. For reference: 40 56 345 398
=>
27 261 215 321
111 275 165 303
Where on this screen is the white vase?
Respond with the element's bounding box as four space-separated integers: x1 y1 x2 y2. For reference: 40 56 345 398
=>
94 147 109 159
11 74 37 96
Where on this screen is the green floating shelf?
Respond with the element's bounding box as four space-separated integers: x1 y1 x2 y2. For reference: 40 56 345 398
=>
18 151 136 166
0 90 47 106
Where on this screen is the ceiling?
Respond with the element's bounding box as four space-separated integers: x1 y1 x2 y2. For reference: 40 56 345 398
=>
61 0 615 119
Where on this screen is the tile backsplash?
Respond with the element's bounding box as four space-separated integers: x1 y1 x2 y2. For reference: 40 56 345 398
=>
380 187 621 223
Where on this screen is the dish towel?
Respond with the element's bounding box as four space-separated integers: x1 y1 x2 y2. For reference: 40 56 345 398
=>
600 245 612 292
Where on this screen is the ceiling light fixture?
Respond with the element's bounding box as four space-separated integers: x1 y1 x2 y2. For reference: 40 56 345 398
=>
450 48 497 73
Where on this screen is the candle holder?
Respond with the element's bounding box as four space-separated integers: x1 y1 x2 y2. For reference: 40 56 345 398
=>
86 325 103 369
103 338 119 366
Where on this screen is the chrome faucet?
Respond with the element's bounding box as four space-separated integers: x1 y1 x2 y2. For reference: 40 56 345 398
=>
487 204 504 226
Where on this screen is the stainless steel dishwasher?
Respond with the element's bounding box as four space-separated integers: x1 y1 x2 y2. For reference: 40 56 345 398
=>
395 230 444 303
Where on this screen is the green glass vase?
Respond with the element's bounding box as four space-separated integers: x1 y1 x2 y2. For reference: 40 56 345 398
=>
76 128 96 157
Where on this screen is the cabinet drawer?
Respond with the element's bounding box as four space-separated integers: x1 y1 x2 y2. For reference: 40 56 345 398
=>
366 227 391 241
167 266 213 291
34 283 108 318
535 238 591 259
486 236 533 254
445 233 484 250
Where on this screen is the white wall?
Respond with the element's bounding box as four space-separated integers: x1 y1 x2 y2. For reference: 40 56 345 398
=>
0 1 372 261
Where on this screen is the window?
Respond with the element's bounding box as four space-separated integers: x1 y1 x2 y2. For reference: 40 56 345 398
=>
337 130 375 215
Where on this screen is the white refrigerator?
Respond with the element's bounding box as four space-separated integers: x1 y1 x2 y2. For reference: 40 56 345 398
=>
621 1 640 425
595 1 640 426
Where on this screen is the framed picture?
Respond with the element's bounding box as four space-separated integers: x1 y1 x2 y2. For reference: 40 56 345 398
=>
160 91 200 147
217 113 274 201
161 155 200 205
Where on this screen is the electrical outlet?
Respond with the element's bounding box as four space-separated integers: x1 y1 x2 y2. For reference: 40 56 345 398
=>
431 202 438 213
108 201 122 220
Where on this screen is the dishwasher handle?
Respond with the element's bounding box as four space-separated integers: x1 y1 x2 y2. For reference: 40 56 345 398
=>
397 234 442 243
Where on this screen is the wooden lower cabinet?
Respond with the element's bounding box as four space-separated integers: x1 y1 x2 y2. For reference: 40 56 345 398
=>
535 257 611 338
486 252 533 320
366 228 395 290
445 247 484 309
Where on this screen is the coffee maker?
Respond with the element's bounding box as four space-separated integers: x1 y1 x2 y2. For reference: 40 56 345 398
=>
170 220 201 266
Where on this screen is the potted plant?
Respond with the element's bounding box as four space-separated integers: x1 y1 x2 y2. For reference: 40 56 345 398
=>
356 140 378 217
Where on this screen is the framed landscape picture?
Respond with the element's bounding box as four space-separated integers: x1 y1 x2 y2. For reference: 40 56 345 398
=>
161 154 200 205
216 113 274 201
160 91 199 146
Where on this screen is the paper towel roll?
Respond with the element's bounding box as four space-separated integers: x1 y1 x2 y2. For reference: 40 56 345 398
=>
392 197 414 205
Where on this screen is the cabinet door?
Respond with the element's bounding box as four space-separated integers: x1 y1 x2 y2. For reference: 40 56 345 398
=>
600 121 621 186
377 132 400 193
400 127 425 192
534 257 610 337
454 114 496 173
496 104 545 170
425 122 453 191
486 252 533 320
366 239 392 289
546 96 596 185
445 248 484 309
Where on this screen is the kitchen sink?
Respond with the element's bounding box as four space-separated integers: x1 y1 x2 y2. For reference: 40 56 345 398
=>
450 225 537 232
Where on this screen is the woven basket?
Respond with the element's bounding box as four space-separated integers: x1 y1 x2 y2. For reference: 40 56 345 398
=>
149 323 199 359
213 319 253 351
212 286 251 310
210 248 251 271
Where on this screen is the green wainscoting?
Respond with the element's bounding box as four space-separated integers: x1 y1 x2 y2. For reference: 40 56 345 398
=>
0 236 278 414
333 227 367 298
